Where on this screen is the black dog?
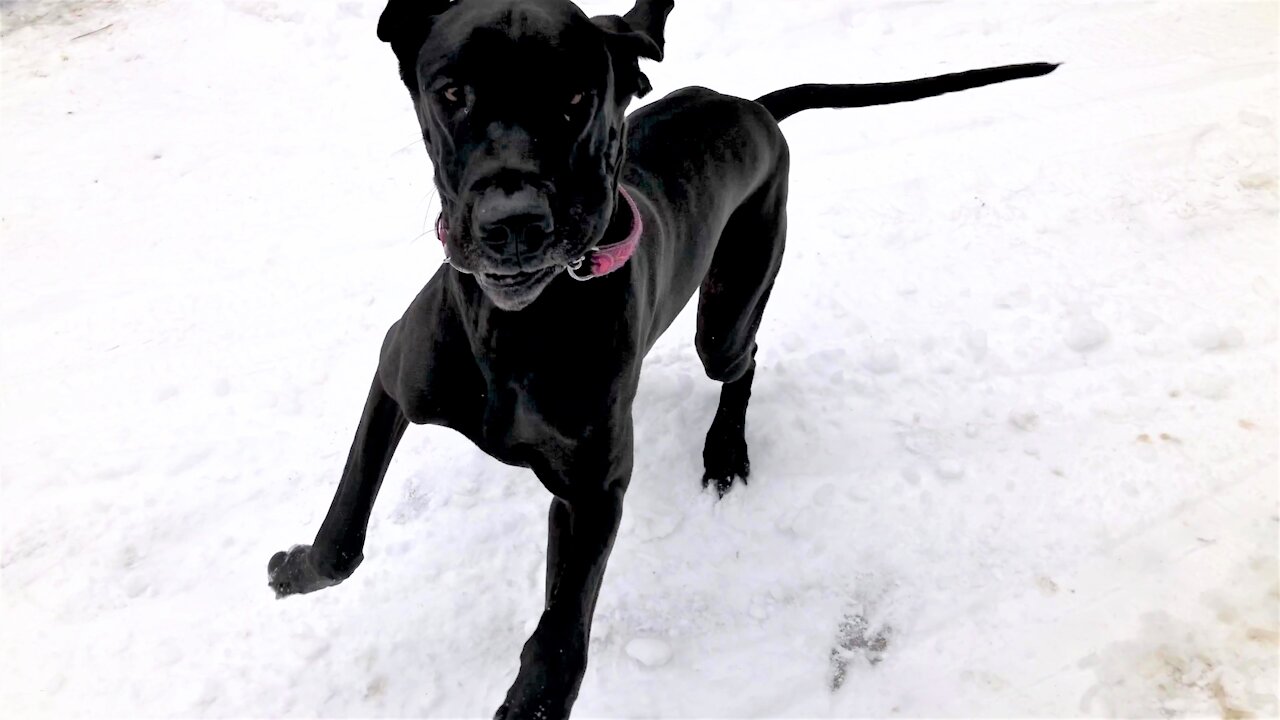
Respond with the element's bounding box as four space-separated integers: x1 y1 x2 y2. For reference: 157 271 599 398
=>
267 0 1055 716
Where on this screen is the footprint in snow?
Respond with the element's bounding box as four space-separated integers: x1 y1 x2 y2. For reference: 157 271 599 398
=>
828 613 891 691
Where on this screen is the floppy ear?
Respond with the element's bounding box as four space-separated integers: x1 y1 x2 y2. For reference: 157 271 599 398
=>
591 1 673 98
621 0 673 61
378 0 452 94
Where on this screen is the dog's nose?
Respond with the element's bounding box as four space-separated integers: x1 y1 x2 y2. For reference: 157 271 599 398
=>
472 189 554 256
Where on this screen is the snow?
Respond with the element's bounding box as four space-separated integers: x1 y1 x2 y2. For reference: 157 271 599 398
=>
1064 312 1110 353
1 0 1277 717
624 637 673 668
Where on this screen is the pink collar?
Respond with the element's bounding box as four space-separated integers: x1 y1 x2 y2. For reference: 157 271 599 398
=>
435 186 643 281
566 185 643 280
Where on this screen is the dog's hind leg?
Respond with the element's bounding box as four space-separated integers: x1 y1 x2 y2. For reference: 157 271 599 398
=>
696 172 788 496
267 374 409 597
701 351 758 496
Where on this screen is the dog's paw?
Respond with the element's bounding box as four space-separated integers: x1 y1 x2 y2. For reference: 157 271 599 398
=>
266 545 359 598
702 469 746 498
702 425 749 498
493 675 567 720
493 617 583 720
493 700 558 720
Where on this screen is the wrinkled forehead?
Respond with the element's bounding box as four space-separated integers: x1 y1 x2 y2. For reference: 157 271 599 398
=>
419 0 609 86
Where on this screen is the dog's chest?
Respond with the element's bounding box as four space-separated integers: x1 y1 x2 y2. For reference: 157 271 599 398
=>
467 343 621 468
451 281 641 470
476 375 570 455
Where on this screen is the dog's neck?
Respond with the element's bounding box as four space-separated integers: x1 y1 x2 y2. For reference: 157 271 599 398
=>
599 185 636 247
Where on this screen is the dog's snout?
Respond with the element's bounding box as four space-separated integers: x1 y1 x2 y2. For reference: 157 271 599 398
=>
478 211 553 252
472 188 554 256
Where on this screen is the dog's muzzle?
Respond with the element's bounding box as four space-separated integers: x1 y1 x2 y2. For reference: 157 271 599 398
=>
436 186 644 281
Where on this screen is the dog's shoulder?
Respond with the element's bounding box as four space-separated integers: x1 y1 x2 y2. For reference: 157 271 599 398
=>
375 269 486 426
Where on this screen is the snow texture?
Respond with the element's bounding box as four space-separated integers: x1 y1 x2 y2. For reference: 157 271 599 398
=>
2 0 1277 717
625 638 673 668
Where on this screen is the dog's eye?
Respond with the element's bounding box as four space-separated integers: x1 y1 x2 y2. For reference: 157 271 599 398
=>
440 85 465 107
564 92 587 121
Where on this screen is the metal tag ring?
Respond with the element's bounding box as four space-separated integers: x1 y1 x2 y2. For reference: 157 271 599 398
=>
566 256 593 281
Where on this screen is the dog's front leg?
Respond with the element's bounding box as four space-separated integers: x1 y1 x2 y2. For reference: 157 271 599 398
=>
267 373 409 597
495 454 631 720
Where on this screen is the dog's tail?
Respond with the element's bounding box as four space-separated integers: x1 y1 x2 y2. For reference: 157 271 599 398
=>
754 62 1058 122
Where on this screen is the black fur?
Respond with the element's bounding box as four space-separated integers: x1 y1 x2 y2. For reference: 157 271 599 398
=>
756 62 1058 121
268 1 1056 716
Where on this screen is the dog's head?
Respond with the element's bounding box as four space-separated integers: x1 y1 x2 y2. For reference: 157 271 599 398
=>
378 0 673 310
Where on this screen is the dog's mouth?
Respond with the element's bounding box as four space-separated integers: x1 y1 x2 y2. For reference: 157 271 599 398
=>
473 265 564 310
477 266 559 289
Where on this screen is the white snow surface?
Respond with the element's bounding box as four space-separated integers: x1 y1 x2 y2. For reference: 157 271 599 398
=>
2 0 1278 717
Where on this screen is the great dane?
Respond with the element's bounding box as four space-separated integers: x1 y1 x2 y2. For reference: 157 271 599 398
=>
267 0 1056 716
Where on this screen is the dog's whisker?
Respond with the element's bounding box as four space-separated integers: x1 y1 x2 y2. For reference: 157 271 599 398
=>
390 136 423 156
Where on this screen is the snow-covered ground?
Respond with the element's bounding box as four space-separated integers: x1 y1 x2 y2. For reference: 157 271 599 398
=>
2 0 1276 717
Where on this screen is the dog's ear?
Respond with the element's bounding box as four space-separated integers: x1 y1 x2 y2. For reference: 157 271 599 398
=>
378 0 452 93
621 0 673 61
591 1 672 98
